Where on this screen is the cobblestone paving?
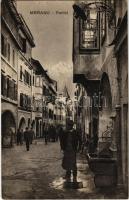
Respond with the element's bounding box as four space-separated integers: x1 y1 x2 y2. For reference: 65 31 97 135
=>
2 140 128 199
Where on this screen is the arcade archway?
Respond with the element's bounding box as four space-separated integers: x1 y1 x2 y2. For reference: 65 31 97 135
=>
19 117 26 131
2 110 16 147
99 73 112 140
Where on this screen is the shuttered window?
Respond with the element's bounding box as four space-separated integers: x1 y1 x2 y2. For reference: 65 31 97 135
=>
3 75 7 97
20 93 23 107
23 38 26 53
7 43 10 62
1 74 4 95
14 83 17 100
20 93 32 111
24 70 31 86
12 49 15 67
9 79 14 99
2 75 17 101
20 66 22 80
6 77 10 98
1 34 7 57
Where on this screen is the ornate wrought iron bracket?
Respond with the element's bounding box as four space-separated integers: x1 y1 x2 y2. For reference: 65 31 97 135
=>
73 1 116 28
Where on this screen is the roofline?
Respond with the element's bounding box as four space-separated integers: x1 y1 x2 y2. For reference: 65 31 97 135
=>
4 0 35 47
19 14 35 47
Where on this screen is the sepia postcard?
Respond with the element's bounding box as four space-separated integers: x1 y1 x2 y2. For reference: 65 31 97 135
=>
1 0 128 199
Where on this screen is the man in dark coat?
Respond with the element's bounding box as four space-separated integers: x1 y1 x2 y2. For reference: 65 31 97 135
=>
29 127 34 144
44 124 49 145
24 127 31 151
17 129 22 145
60 120 82 182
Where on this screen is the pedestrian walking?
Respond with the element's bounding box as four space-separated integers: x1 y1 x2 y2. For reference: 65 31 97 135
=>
24 127 31 151
17 129 23 145
49 125 56 142
29 127 34 144
20 129 24 145
44 124 48 145
52 126 56 142
60 120 82 183
55 125 59 141
17 129 21 145
59 126 64 149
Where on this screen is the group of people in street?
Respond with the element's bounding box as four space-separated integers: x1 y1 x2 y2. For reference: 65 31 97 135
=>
17 127 34 151
16 120 98 183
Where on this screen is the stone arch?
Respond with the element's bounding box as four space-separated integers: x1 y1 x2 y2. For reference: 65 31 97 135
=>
19 117 26 131
100 72 112 112
99 72 113 138
31 120 35 129
2 110 16 147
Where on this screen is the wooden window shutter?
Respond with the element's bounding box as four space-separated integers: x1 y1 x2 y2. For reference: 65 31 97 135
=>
20 66 22 80
14 83 17 101
20 93 23 107
9 80 14 99
6 77 10 98
7 43 10 61
23 38 26 53
3 75 7 97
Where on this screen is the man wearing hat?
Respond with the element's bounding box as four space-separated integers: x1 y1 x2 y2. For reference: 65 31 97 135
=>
60 120 82 183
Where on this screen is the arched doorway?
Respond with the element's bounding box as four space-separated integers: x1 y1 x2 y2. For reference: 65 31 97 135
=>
19 117 26 131
2 110 16 147
99 73 112 143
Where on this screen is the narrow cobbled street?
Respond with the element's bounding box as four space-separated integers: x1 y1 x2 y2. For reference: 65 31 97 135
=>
2 140 127 199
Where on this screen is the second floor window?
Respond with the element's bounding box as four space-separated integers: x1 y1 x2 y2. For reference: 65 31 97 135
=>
1 74 17 101
1 34 7 57
24 70 31 86
20 66 22 80
7 43 10 62
19 34 26 53
1 35 15 66
20 93 31 111
36 76 40 87
12 49 15 67
101 12 106 44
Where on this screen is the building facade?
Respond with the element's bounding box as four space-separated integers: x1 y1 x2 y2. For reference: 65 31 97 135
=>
1 0 21 146
18 16 35 133
1 0 60 145
73 0 128 191
31 58 59 138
